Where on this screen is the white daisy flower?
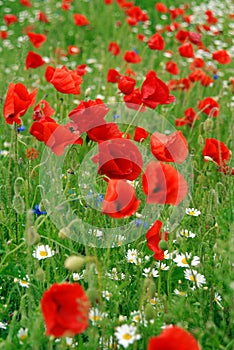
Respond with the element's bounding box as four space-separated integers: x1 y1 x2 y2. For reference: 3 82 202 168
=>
0 321 7 330
131 310 142 323
214 292 223 309
17 328 28 344
174 289 187 297
72 272 84 281
89 308 107 325
126 249 141 265
102 290 112 301
184 269 206 288
18 275 30 288
155 262 170 271
178 229 196 238
185 208 201 216
115 324 141 349
173 253 200 267
32 245 55 260
142 268 159 278
163 250 173 260
106 268 125 281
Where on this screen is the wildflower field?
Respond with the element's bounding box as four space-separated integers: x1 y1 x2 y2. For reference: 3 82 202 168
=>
0 0 233 349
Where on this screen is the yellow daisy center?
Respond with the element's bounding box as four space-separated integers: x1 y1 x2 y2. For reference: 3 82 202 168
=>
39 251 48 257
20 334 28 341
20 280 28 285
189 275 197 282
91 315 100 321
123 333 132 340
182 258 188 264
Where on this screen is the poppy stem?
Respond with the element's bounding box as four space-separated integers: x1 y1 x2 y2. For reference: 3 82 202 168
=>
124 103 144 137
14 123 19 244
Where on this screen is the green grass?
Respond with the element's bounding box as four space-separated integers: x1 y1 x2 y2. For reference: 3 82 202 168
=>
0 0 233 349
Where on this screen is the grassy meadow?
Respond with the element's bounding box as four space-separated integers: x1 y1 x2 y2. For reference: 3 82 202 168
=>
0 0 233 349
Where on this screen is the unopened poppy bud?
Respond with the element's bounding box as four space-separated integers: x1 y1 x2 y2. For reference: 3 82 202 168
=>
198 135 204 146
24 226 40 246
143 278 156 299
58 227 70 239
35 267 45 282
86 287 100 305
158 239 168 251
203 118 213 132
144 303 156 321
64 255 86 272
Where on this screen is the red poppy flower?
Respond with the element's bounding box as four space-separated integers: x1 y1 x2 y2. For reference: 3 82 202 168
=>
133 127 149 142
92 138 143 181
87 122 124 143
146 220 168 260
147 326 200 350
107 68 121 83
170 8 184 19
202 138 230 168
27 32 47 48
38 11 49 23
165 61 180 75
33 100 55 121
124 88 144 111
124 50 141 64
77 64 87 76
212 50 231 65
68 99 109 133
126 6 149 23
108 42 121 56
3 14 18 26
155 3 168 13
148 33 165 50
25 148 39 160
205 10 218 24
68 45 80 55
198 97 219 117
25 51 45 70
168 78 191 91
102 179 140 218
20 0 32 7
142 161 188 205
175 107 199 127
178 43 194 58
141 71 175 109
188 32 202 45
150 131 188 163
30 119 83 156
73 14 90 26
0 31 8 40
41 283 90 337
190 57 205 70
45 66 82 95
3 83 37 125
175 29 189 43
118 76 136 95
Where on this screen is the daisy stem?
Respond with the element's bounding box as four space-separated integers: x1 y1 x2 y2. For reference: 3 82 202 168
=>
124 103 144 137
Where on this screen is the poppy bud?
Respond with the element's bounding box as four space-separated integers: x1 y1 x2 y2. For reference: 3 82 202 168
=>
35 267 45 282
198 135 204 146
64 255 86 272
203 118 213 132
143 278 156 299
24 226 40 246
86 287 100 305
144 303 156 321
158 239 168 250
58 227 70 239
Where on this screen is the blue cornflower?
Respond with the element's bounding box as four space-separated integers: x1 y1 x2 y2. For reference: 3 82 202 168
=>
32 204 47 215
17 126 26 132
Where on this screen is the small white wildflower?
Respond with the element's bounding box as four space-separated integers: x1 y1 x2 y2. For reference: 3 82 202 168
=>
115 324 141 349
185 208 201 216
